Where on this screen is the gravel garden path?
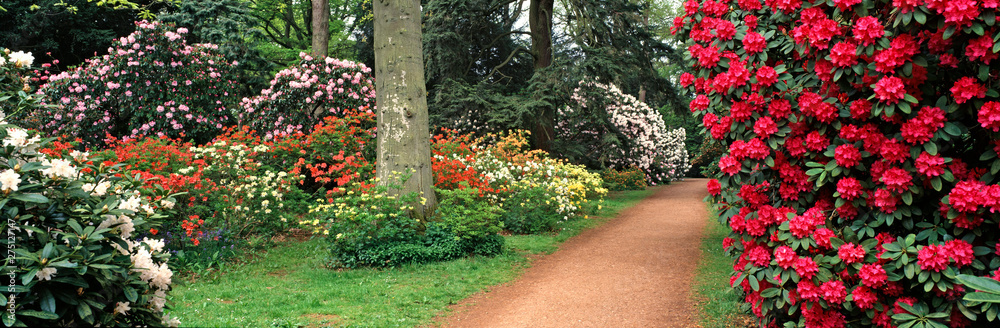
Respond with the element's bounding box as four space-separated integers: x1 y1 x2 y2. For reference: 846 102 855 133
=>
436 179 711 328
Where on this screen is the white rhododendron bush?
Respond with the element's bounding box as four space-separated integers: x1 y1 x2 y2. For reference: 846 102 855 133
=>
0 109 178 325
557 80 690 184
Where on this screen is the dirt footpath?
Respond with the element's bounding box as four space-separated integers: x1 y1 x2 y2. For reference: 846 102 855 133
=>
436 179 711 328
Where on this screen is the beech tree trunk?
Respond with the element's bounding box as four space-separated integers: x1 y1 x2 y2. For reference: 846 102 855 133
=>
373 0 438 218
529 0 554 151
311 0 330 57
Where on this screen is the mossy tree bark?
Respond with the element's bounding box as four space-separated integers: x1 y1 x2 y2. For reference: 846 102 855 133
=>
373 0 438 219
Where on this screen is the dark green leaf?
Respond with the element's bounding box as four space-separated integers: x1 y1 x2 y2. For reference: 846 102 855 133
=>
965 292 1000 303
10 193 49 204
18 310 59 319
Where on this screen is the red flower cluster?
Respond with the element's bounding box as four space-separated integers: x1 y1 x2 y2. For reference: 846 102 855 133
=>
676 0 1000 324
917 240 974 272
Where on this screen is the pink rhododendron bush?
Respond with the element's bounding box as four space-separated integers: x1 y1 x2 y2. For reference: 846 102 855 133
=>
238 52 376 138
557 80 690 184
31 20 245 146
676 0 1000 326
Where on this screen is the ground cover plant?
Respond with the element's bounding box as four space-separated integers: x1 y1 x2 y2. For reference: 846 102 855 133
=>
676 0 1000 326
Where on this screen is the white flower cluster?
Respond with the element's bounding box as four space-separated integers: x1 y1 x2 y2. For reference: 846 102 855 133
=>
557 81 690 184
471 150 606 217
2 50 35 68
0 109 179 327
187 140 295 220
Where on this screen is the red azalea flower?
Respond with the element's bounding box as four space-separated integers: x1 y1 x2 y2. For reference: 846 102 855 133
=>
719 155 741 175
945 239 974 267
833 0 861 10
813 59 836 83
853 16 885 46
680 72 695 87
745 245 772 267
739 0 763 10
978 101 1000 131
849 99 872 120
789 213 816 238
797 279 821 301
683 0 699 15
830 41 859 67
901 106 946 144
765 0 803 13
774 245 797 268
872 188 899 213
893 0 922 12
754 116 778 137
880 167 912 193
707 179 722 196
853 286 878 309
949 180 986 213
834 144 862 168
859 263 888 287
820 280 848 304
838 242 867 264
744 15 759 29
878 139 910 163
951 77 986 104
690 94 710 112
804 131 829 152
918 244 950 272
814 228 836 248
915 152 945 177
756 65 778 87
939 0 979 27
730 101 754 121
874 75 906 104
743 31 766 54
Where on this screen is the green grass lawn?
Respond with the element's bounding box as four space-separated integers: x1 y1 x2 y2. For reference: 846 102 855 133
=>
166 188 655 327
690 203 754 328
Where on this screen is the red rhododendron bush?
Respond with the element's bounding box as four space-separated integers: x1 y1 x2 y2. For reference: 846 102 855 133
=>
675 0 1000 326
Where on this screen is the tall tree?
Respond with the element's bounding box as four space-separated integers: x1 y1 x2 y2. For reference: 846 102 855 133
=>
373 0 437 217
311 0 330 56
528 0 555 151
251 0 363 63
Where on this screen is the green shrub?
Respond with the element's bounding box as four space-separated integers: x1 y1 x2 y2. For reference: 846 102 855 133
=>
33 21 247 146
599 167 648 191
0 49 48 126
315 182 421 269
312 179 505 269
434 186 504 239
500 185 562 234
237 53 376 139
0 118 179 326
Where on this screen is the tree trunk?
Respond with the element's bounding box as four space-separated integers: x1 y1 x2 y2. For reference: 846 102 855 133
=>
311 0 330 57
529 0 553 70
373 0 438 219
529 0 554 151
